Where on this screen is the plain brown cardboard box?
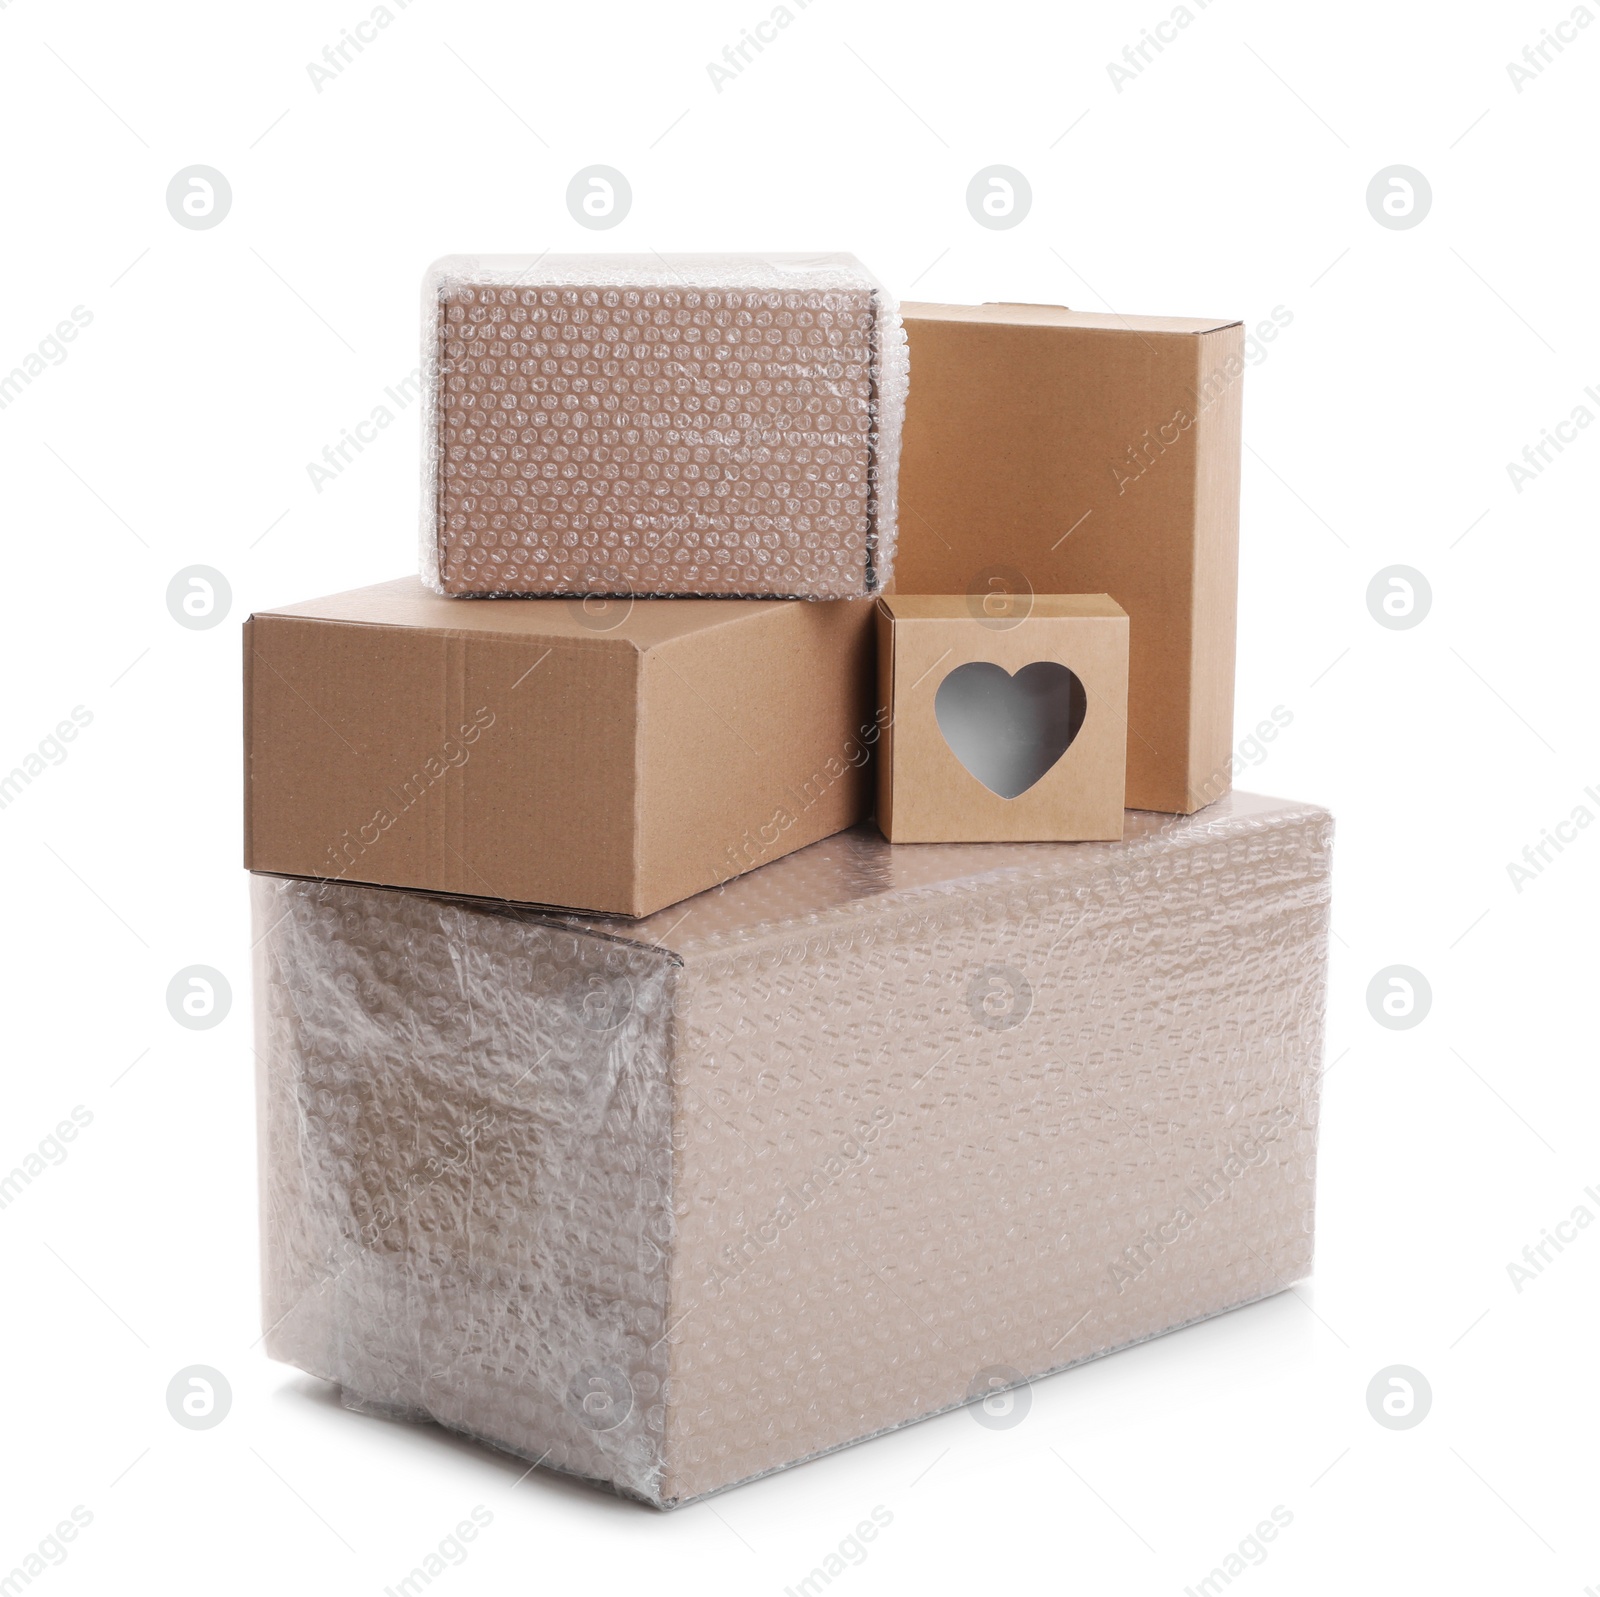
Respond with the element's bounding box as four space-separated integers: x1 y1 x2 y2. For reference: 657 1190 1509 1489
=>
243 578 876 916
894 302 1247 814
875 595 1127 842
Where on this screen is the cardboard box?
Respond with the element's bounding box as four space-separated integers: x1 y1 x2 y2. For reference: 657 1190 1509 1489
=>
243 577 876 916
894 302 1247 814
255 790 1331 1507
875 595 1128 842
421 255 909 599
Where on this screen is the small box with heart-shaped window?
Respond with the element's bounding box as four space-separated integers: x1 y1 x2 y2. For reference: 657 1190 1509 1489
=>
875 594 1129 842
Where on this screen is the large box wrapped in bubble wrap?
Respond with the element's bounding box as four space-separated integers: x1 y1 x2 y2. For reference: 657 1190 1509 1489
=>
421 254 907 599
255 790 1330 1508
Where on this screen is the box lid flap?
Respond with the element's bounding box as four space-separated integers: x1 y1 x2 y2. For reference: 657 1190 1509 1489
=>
902 301 1241 335
254 576 796 652
880 594 1127 622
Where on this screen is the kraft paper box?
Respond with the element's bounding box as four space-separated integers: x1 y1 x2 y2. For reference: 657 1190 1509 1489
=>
894 302 1248 815
875 594 1128 843
255 790 1331 1508
243 577 875 917
421 254 909 600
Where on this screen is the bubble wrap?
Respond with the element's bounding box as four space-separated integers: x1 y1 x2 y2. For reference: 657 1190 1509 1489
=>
419 254 907 599
255 790 1331 1507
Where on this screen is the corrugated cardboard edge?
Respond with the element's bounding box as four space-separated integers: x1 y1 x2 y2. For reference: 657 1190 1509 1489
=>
242 616 256 867
627 639 650 917
873 599 896 836
1186 324 1245 812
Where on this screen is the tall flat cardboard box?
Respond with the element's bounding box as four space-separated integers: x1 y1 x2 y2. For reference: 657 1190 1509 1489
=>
243 578 875 916
894 302 1247 814
256 792 1331 1507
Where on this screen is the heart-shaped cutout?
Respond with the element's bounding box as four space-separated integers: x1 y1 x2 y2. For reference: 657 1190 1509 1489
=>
933 661 1087 799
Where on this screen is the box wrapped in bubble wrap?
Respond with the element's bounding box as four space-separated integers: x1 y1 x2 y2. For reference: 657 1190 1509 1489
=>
255 791 1330 1507
420 254 907 599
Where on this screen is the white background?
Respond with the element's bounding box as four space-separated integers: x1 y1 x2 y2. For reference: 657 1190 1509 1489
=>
1 0 1594 1592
